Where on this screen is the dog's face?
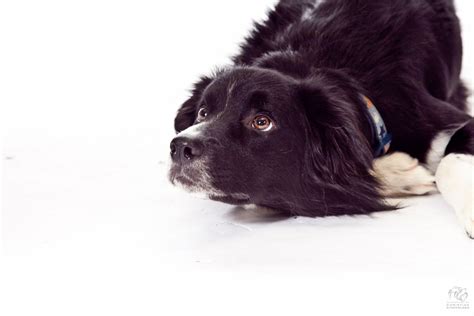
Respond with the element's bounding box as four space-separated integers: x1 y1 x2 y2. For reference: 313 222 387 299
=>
169 68 305 205
169 67 385 215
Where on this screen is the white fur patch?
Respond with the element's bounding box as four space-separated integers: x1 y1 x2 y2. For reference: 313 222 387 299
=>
426 131 454 173
372 152 437 197
314 0 326 9
301 7 313 21
174 169 249 201
176 122 208 139
435 153 474 238
301 0 326 21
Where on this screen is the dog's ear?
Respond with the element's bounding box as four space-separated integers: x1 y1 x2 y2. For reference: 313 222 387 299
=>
175 76 213 133
295 81 392 215
296 81 373 181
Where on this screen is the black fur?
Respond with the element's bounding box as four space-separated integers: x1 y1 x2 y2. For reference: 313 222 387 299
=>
170 0 473 216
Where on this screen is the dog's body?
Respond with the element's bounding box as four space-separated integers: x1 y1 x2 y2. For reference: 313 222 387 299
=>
236 0 472 161
170 0 474 236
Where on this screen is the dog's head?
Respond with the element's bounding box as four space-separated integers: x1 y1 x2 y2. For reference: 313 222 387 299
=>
169 67 388 215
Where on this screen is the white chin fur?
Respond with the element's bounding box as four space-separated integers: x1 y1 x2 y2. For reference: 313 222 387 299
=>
171 160 223 199
171 158 249 201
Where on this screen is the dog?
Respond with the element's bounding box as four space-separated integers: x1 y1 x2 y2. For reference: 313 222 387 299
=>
169 0 474 237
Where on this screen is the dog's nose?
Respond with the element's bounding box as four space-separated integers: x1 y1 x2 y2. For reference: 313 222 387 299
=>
170 137 204 162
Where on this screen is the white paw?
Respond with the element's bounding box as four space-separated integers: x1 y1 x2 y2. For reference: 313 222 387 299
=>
436 153 474 238
372 152 437 197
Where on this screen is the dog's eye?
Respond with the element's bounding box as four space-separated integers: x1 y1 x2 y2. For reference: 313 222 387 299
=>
252 115 273 132
196 107 208 122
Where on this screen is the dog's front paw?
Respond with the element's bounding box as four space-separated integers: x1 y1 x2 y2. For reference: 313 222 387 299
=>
436 154 474 239
372 152 437 197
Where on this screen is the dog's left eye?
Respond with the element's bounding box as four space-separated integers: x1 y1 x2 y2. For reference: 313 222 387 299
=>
196 107 208 122
252 115 274 132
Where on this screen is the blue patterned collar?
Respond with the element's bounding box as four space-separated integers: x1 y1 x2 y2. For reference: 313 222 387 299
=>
361 95 392 157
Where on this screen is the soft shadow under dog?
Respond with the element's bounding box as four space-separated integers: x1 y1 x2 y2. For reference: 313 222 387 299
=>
225 205 291 224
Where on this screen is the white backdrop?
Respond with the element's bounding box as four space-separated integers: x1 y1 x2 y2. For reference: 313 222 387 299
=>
1 1 473 315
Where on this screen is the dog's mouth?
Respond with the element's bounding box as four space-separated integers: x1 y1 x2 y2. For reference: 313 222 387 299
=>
168 164 203 191
169 163 251 204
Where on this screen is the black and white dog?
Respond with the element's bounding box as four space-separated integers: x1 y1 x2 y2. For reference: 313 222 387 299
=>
169 0 473 237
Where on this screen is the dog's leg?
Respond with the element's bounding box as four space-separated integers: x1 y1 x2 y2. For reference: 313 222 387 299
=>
435 153 474 238
372 152 437 197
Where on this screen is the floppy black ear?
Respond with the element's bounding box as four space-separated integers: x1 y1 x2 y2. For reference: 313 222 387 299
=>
297 81 373 181
174 76 213 133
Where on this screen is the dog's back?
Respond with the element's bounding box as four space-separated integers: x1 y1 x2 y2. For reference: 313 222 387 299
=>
234 0 470 160
425 0 468 111
237 0 462 102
